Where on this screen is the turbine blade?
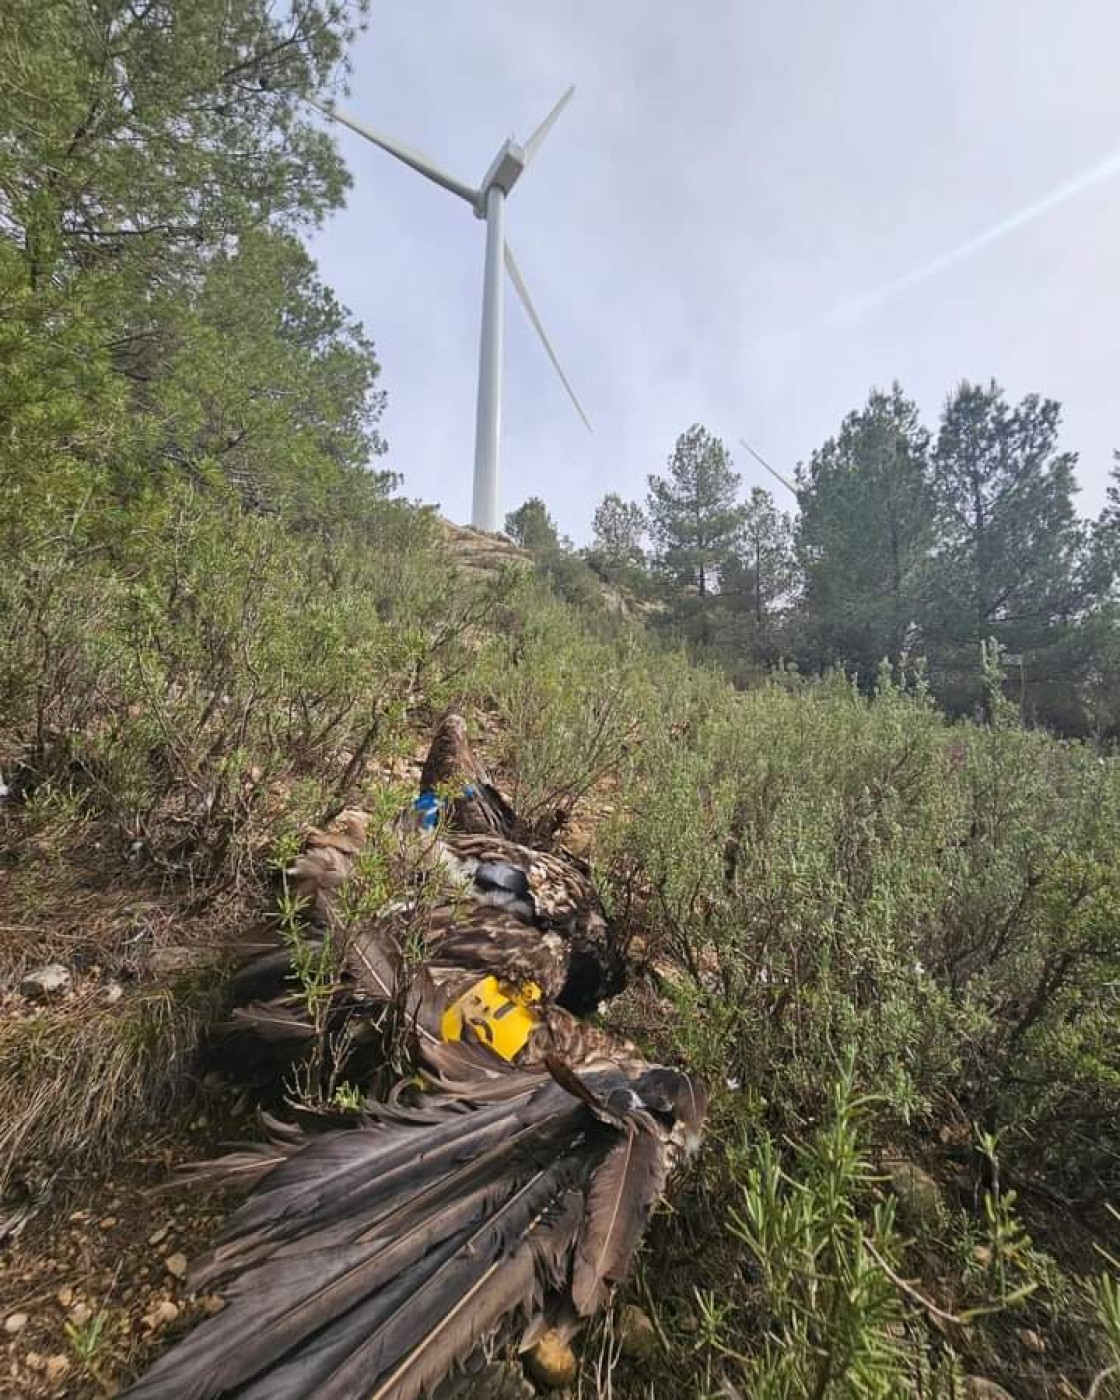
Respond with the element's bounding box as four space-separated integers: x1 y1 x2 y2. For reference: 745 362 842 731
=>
308 98 479 206
739 438 797 497
504 241 591 431
522 87 575 166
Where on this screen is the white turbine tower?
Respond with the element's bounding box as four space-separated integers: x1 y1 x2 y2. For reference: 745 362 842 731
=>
312 89 590 533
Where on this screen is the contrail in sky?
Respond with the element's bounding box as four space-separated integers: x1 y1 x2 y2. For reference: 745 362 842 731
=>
742 145 1120 498
749 143 1120 357
830 143 1120 323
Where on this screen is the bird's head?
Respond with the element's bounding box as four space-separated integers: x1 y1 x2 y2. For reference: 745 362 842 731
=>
420 711 475 793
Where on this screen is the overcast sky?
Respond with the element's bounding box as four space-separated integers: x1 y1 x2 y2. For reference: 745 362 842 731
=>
309 1 1120 541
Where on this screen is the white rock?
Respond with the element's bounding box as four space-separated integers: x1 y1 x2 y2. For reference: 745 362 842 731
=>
142 1300 179 1331
19 963 72 1000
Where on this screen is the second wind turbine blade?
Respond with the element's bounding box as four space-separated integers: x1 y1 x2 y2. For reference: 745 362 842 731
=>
504 241 591 431
522 87 575 165
739 438 798 497
308 98 479 206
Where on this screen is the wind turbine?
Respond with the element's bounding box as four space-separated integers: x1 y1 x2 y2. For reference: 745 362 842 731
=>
739 437 798 498
311 89 590 533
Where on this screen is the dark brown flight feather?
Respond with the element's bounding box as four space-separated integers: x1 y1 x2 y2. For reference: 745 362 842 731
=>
119 1064 705 1400
571 1123 667 1316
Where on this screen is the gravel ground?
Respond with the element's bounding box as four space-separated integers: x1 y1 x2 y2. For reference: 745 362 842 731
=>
1 1114 242 1399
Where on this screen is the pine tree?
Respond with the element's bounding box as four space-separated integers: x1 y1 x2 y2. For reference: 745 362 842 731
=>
795 385 932 683
590 493 646 567
1 0 363 292
148 228 389 519
1087 452 1120 611
1079 459 1120 733
0 0 387 542
927 381 1087 717
719 486 796 661
647 425 745 646
646 426 744 636
504 497 559 551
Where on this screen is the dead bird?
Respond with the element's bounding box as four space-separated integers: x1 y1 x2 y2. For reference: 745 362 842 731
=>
122 713 701 1400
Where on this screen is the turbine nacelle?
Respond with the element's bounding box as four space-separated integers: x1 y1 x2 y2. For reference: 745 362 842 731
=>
475 139 528 215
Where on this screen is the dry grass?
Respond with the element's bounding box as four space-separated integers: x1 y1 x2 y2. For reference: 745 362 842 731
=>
0 802 249 1197
0 979 222 1198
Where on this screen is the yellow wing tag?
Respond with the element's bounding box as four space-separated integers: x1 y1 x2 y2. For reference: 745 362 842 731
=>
440 976 543 1062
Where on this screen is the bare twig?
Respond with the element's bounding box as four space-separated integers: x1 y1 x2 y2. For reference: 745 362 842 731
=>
863 1240 970 1327
1086 1362 1120 1400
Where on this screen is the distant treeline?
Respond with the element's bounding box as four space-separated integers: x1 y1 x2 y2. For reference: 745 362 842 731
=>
506 390 1120 736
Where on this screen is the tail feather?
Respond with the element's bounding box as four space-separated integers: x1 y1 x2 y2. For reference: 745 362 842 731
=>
226 1000 319 1043
191 1081 576 1288
336 1191 583 1400
347 922 402 1001
122 1092 586 1399
227 946 309 1001
135 1175 525 1399
129 1229 472 1400
118 1061 703 1400
157 1142 296 1198
232 1232 470 1399
308 1172 578 1400
571 1122 667 1315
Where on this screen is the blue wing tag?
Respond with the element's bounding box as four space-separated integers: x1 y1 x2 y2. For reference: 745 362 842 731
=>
413 791 441 831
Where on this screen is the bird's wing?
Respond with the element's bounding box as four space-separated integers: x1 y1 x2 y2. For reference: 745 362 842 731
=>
118 1063 705 1400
